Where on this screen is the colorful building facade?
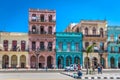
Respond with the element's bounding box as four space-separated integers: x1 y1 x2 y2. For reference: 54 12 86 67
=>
107 26 120 68
56 32 83 68
0 32 29 69
28 9 56 68
65 20 108 68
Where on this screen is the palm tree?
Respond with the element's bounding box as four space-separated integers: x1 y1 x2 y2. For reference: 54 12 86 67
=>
85 43 96 74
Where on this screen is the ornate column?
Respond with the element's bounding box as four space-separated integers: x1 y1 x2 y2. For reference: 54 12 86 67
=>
72 56 74 64
17 55 20 68
9 55 11 68
26 54 30 68
0 55 2 69
116 57 118 68
64 56 66 68
45 56 47 68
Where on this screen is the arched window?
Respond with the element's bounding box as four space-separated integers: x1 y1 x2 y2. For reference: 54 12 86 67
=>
76 27 79 32
32 25 36 34
32 41 36 50
48 42 52 51
59 42 63 51
40 26 44 34
40 42 44 51
48 26 52 34
31 14 36 21
49 15 52 22
93 27 96 35
85 42 89 48
40 14 44 22
21 40 26 51
100 28 104 37
3 40 8 51
12 40 17 51
85 27 88 35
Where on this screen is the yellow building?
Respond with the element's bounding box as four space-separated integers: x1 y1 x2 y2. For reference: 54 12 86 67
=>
65 20 108 68
0 32 29 69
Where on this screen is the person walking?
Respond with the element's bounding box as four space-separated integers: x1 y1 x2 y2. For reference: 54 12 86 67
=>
97 64 101 74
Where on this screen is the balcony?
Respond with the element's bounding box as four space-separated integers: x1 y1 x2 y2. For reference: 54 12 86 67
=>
83 35 107 41
29 19 56 25
84 35 100 37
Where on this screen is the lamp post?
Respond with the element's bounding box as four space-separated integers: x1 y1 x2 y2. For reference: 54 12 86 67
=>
35 47 40 70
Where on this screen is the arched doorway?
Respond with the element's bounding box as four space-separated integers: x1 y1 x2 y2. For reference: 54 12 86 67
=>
30 56 36 68
74 56 80 64
118 57 120 68
39 56 45 68
84 57 90 69
92 57 98 68
11 55 17 68
66 56 72 66
110 57 115 68
47 56 53 68
58 56 64 68
20 55 26 68
2 55 9 68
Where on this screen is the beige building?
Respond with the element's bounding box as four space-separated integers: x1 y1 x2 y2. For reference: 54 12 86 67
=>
0 32 29 69
65 20 108 68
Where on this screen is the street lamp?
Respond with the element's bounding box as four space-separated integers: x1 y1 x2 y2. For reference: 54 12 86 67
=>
35 47 40 70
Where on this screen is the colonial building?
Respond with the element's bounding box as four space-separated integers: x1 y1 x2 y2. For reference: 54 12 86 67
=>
65 20 108 68
0 32 29 69
28 9 56 68
107 26 120 68
56 32 83 68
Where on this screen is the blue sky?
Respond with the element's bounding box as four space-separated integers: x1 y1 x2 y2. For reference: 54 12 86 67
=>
0 0 120 32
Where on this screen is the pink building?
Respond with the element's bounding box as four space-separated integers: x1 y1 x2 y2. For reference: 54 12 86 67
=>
28 9 56 68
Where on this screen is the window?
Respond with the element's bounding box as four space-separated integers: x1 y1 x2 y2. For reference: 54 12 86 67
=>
110 35 114 41
67 43 70 52
75 43 79 51
119 47 120 53
12 40 17 51
59 42 63 51
100 28 104 37
100 42 104 50
21 41 26 51
111 47 114 52
40 14 44 22
85 27 88 35
32 25 36 33
76 27 79 32
32 41 36 50
31 14 36 21
85 42 89 48
48 42 52 51
49 15 52 22
93 27 96 35
48 26 52 34
40 26 44 34
40 42 44 51
3 40 8 51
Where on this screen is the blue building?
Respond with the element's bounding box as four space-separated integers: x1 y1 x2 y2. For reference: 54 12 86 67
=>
108 26 120 68
56 32 83 68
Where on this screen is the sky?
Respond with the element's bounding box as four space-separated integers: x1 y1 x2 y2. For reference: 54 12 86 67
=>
0 0 120 33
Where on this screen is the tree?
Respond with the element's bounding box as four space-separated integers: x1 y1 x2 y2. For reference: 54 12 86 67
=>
86 43 96 74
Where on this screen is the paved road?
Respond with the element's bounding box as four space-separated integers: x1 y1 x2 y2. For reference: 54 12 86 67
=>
0 72 74 80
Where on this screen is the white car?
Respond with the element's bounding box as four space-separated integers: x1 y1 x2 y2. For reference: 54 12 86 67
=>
65 64 78 71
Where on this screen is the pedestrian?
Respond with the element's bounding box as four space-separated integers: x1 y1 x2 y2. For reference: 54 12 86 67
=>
97 64 101 74
77 70 82 78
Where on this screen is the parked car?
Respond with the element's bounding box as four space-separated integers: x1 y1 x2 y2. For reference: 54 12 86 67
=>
65 64 78 71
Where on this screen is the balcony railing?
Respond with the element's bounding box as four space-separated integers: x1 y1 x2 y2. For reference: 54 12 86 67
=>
31 19 56 23
84 35 101 37
29 31 55 35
